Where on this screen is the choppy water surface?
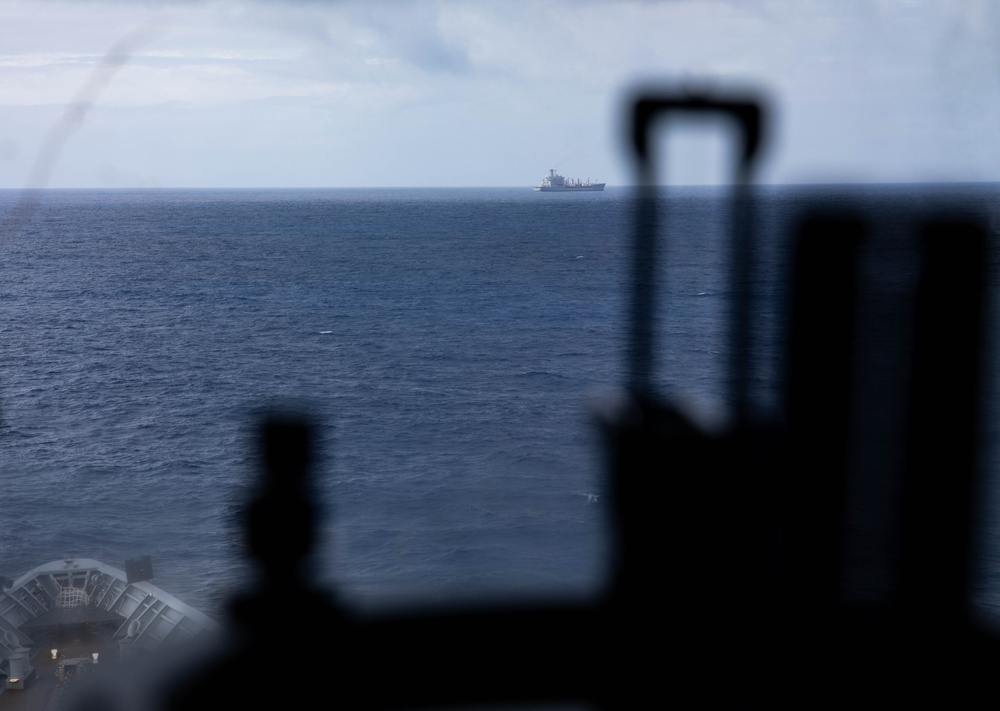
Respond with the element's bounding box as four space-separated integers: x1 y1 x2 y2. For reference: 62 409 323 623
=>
2 185 1000 625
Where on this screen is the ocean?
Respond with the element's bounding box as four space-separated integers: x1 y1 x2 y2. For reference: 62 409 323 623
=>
2 184 1000 626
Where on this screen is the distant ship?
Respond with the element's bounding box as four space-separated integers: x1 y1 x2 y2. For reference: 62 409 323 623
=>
533 169 605 192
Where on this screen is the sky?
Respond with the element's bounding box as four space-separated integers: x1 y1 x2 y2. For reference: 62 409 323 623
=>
1 0 1000 188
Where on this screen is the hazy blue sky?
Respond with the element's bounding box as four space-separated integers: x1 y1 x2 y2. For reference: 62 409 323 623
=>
1 0 1000 188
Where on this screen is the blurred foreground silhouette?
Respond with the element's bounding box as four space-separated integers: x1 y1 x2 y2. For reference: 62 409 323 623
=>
38 88 1000 709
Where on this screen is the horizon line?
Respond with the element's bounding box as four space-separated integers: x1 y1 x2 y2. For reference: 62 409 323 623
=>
2 179 1000 191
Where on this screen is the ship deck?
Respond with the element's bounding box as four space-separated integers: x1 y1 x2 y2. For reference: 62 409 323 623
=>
0 623 118 711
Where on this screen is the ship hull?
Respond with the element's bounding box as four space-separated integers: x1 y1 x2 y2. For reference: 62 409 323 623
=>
534 169 605 192
533 184 605 192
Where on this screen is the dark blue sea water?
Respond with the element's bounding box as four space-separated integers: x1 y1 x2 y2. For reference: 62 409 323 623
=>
3 184 1000 626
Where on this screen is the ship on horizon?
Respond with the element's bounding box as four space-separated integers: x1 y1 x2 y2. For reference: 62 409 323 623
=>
533 169 605 192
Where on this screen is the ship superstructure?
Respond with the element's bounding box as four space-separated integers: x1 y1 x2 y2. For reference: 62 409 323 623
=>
534 169 605 192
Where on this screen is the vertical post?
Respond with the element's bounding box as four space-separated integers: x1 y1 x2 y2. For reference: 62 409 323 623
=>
783 215 866 611
898 220 987 623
